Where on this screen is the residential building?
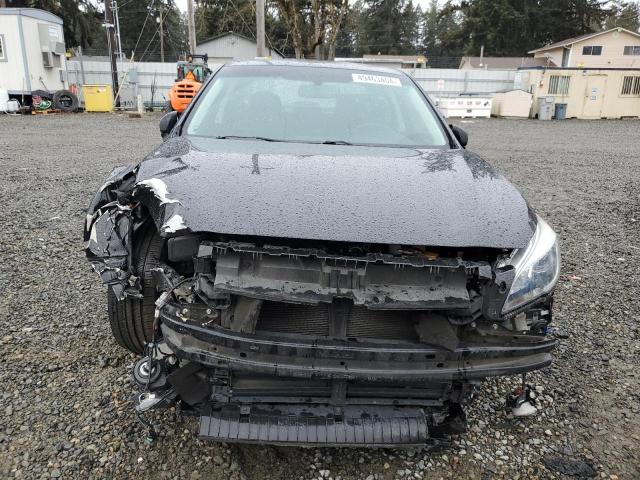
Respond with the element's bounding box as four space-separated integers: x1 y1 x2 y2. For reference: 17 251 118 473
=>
529 27 640 68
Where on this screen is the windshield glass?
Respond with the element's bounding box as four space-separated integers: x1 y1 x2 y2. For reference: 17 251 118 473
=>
185 65 448 148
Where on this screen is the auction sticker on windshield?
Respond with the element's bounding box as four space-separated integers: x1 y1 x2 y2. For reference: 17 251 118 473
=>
352 73 402 87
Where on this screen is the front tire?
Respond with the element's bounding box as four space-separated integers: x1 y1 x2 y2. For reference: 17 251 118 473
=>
107 225 164 354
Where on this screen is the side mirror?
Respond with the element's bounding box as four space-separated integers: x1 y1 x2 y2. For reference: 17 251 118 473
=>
450 124 468 148
159 111 179 139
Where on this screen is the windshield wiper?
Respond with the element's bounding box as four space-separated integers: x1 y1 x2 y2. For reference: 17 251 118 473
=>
320 140 353 145
214 136 354 146
214 135 284 142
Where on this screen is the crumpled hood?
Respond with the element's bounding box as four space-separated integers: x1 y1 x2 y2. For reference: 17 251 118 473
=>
133 137 535 248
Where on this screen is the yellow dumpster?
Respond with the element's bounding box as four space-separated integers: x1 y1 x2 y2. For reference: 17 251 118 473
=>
82 85 113 112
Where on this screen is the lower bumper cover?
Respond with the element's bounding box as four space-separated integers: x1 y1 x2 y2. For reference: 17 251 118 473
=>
199 405 429 447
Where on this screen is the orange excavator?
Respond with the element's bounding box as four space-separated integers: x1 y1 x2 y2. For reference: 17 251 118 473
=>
167 54 210 113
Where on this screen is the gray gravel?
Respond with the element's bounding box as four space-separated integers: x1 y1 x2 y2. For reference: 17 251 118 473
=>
0 113 638 479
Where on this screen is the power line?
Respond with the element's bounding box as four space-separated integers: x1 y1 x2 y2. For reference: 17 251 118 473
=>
131 0 157 59
138 8 169 61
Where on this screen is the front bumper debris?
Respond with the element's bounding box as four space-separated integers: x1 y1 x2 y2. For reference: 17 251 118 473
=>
124 239 557 447
160 310 556 382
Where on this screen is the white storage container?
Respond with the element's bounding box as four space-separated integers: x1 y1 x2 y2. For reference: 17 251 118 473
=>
437 97 492 118
7 99 20 113
491 90 533 118
0 89 8 112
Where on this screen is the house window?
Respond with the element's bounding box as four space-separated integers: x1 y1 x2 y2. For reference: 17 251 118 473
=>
623 46 640 55
582 45 602 55
621 76 640 96
0 34 6 62
548 75 571 95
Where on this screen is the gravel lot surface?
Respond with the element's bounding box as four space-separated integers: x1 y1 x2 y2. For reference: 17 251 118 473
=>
1 113 638 480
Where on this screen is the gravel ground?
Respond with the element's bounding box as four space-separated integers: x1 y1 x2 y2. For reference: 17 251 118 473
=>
1 113 639 480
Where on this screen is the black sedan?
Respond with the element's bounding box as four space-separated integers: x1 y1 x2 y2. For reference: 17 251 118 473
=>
85 61 560 447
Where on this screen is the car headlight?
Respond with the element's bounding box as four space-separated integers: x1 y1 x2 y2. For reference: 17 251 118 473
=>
501 216 560 314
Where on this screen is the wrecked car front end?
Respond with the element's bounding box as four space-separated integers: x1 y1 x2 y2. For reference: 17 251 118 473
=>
85 145 560 447
85 61 560 447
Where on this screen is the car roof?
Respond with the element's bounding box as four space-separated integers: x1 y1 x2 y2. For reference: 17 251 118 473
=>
228 59 407 77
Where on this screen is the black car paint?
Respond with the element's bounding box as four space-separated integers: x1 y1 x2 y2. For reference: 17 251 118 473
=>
133 136 536 248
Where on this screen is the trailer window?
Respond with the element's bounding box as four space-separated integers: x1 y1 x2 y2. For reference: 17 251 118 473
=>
621 76 640 96
548 75 571 95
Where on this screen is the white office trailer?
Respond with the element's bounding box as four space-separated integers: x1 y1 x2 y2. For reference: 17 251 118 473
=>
0 8 67 96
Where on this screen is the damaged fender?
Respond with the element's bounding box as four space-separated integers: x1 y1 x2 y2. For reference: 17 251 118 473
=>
84 159 191 299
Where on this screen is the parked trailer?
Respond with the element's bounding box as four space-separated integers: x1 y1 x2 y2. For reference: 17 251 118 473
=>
0 8 67 96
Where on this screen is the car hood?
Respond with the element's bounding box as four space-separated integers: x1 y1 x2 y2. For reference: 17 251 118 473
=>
133 137 535 248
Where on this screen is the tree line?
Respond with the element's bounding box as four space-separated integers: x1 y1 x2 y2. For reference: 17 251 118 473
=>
5 0 640 62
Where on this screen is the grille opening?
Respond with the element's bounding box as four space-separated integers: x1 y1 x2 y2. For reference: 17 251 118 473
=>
255 301 419 342
230 375 450 402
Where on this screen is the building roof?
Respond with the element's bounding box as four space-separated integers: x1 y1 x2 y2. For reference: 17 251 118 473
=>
460 56 555 69
0 7 63 25
529 27 640 53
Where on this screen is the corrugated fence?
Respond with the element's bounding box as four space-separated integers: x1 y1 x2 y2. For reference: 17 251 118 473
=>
411 68 517 97
67 60 223 107
66 60 517 106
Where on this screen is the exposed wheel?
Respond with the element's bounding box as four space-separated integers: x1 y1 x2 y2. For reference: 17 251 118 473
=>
107 225 164 354
52 90 79 112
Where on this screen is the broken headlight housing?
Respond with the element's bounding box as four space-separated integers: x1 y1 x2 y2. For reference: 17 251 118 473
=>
501 216 560 314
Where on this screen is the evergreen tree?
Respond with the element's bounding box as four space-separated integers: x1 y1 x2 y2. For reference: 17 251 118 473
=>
604 1 640 31
443 0 611 57
362 0 403 54
7 0 102 48
424 0 465 59
399 0 421 54
457 0 530 56
334 1 361 57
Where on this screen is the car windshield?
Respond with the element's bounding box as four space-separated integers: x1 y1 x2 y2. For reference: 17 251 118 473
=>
185 64 448 148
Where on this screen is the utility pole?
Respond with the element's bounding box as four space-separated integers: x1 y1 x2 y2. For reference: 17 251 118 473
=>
157 6 164 63
77 46 86 85
256 0 266 57
104 0 120 107
187 0 196 56
113 0 124 65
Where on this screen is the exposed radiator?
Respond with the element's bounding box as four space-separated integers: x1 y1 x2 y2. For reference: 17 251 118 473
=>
255 301 418 341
